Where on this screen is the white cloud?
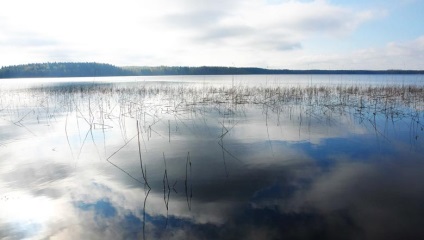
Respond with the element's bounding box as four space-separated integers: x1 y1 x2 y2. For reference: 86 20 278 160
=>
0 0 419 68
290 35 424 69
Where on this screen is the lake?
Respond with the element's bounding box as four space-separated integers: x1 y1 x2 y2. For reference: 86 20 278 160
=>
1 74 424 240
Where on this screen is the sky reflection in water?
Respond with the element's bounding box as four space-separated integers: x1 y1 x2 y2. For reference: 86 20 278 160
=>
0 75 424 240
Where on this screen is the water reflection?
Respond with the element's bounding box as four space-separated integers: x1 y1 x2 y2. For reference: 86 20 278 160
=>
0 75 423 239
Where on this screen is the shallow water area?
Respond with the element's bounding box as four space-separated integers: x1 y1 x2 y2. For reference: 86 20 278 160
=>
1 74 424 240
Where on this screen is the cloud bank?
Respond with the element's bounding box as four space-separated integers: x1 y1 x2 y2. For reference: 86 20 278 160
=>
0 0 422 69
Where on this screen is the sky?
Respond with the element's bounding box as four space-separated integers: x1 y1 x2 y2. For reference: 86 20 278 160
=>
0 0 423 70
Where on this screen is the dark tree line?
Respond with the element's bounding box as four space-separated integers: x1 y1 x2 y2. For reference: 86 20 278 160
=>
1 62 423 79
122 66 424 75
122 66 275 75
0 62 131 78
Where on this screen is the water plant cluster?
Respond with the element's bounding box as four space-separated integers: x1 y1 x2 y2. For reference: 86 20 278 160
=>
1 79 423 239
2 81 423 152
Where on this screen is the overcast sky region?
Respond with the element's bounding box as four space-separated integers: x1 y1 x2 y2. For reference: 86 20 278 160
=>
0 0 423 69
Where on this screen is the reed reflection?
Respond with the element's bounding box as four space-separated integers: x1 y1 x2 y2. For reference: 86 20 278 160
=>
0 77 423 239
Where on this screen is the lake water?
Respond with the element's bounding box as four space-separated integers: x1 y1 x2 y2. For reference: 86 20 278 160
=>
0 74 424 240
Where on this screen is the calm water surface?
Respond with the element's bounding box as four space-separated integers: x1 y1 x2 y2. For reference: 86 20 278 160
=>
0 75 424 240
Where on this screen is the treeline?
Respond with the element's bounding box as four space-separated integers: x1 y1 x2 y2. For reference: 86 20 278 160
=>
0 62 130 78
123 66 277 75
1 62 423 78
122 66 424 75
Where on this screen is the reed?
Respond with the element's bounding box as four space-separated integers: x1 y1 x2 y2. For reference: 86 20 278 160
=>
185 151 192 211
1 78 423 240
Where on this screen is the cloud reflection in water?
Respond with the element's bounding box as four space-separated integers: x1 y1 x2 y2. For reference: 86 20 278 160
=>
0 76 423 239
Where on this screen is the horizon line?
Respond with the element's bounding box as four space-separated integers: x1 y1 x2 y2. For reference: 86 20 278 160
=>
1 62 424 72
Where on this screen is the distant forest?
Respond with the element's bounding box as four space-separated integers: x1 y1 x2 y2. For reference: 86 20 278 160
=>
0 62 423 78
0 62 129 78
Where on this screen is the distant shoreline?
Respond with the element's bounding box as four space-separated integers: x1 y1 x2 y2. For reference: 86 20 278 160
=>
1 62 423 79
